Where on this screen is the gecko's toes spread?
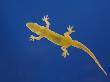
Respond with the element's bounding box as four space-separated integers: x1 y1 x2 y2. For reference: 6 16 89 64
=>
67 25 75 32
62 53 66 58
42 15 49 21
29 35 35 41
62 52 69 58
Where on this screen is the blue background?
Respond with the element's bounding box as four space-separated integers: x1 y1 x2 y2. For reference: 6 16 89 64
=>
0 0 110 82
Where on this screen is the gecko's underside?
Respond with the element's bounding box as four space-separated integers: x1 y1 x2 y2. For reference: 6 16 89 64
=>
26 15 107 76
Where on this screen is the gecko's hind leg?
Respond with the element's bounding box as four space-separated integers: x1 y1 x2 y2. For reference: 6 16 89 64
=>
61 46 69 58
42 15 50 28
29 35 43 41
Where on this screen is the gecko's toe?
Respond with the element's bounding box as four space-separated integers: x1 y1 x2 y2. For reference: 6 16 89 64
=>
62 52 67 58
67 52 69 56
29 35 35 41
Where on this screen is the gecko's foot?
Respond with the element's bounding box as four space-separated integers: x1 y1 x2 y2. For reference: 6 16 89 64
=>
42 15 50 28
67 25 75 33
62 52 69 58
42 15 49 22
29 35 36 41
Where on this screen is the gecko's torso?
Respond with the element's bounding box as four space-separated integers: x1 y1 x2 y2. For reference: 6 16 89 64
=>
26 15 107 76
27 23 73 47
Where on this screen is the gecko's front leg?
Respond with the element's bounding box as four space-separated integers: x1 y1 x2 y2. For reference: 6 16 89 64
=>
42 15 50 28
64 25 75 39
30 35 43 41
61 46 69 58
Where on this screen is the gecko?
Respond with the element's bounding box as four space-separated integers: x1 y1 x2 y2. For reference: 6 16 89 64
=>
26 15 107 76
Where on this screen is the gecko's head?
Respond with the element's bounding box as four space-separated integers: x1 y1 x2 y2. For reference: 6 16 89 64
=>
26 22 34 28
26 22 39 31
26 22 42 34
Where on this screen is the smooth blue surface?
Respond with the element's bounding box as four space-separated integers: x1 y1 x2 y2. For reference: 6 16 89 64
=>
0 0 110 82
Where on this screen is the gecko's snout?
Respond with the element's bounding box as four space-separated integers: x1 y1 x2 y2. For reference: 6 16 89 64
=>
26 22 34 28
26 22 36 32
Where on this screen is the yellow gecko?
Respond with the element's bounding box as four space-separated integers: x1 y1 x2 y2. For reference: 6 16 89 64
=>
26 15 107 76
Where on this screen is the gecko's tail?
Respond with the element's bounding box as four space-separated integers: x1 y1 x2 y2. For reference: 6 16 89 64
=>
72 40 107 76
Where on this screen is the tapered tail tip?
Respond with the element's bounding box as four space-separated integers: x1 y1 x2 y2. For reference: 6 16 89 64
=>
104 71 107 76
